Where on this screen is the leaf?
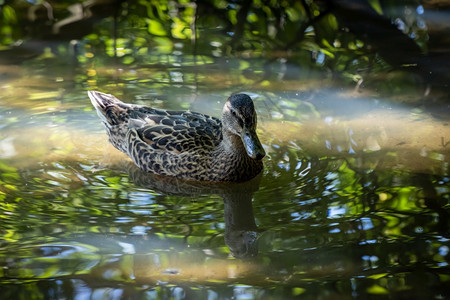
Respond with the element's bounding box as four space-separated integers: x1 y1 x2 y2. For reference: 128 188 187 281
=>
2 5 17 24
368 0 383 15
171 18 191 39
367 284 389 294
368 273 388 280
148 19 167 36
292 287 306 296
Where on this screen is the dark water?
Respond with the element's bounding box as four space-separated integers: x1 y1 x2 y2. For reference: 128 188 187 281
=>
0 54 449 299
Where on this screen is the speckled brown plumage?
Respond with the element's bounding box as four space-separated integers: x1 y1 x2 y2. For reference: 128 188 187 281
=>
88 91 265 182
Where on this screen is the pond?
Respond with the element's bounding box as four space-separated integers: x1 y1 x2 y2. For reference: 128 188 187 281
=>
0 1 449 299
0 51 448 299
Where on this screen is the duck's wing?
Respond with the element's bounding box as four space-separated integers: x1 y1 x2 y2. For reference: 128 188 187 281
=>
130 110 222 155
89 90 222 155
125 111 222 179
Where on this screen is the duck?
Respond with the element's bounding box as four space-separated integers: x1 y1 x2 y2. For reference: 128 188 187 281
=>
88 91 265 182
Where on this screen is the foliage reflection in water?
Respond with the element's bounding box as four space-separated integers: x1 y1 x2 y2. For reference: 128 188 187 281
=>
0 62 449 299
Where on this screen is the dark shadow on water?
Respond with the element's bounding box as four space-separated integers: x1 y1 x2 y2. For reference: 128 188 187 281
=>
126 163 262 259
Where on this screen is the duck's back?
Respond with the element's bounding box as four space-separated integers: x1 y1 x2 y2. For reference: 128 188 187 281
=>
89 91 222 157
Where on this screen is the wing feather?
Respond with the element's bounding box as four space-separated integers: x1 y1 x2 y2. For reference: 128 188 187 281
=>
128 108 222 155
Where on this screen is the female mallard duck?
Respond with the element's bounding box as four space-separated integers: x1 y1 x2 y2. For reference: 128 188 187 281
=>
88 91 265 182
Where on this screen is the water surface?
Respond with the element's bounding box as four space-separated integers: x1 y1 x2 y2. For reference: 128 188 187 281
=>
0 55 449 299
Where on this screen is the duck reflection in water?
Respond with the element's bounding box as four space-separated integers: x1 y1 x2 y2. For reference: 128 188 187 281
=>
126 163 261 259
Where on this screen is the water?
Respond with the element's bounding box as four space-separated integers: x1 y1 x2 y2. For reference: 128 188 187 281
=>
0 54 449 299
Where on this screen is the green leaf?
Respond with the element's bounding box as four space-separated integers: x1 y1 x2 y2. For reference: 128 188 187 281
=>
368 273 388 280
2 5 17 24
368 0 383 15
148 19 167 36
367 284 389 294
292 287 306 296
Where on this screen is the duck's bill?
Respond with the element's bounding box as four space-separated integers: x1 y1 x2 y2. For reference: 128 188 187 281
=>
242 127 266 160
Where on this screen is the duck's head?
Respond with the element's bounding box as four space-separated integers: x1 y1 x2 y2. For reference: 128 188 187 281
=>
222 94 265 160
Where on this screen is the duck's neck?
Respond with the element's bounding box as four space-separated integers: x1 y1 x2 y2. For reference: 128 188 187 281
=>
220 128 246 155
208 128 261 181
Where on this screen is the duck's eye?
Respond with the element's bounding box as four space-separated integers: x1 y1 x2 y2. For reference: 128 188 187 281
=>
230 110 243 127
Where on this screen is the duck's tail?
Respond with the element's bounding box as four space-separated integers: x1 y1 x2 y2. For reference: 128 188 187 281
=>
88 91 130 127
